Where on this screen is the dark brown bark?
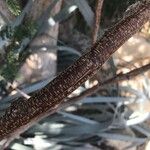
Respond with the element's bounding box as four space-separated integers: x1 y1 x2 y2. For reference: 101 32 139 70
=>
0 1 150 141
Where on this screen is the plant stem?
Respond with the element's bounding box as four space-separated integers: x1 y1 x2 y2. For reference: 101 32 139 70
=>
0 0 149 141
92 0 104 44
66 63 150 106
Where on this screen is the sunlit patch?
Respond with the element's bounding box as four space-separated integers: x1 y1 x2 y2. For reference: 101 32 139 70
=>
10 90 17 96
24 136 57 149
48 53 57 61
26 53 42 69
138 45 146 53
65 106 77 111
122 68 130 73
41 47 47 51
146 141 150 150
68 5 77 13
15 41 19 45
49 123 65 129
48 17 56 26
126 112 150 126
0 25 3 30
40 123 65 135
123 55 133 62
128 36 140 45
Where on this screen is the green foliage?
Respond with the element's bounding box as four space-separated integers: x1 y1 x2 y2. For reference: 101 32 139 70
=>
14 21 37 40
0 20 36 41
1 50 19 81
0 20 38 81
6 0 21 16
1 62 19 81
0 26 14 40
7 51 19 63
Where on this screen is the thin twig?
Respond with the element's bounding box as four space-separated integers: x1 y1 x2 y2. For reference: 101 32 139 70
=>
0 77 31 100
92 0 104 44
92 0 104 85
0 0 149 141
101 63 150 85
10 87 30 100
66 63 150 106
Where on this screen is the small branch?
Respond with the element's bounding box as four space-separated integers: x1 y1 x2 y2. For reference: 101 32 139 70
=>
101 63 150 85
9 84 31 100
67 63 150 106
92 0 104 44
0 0 149 141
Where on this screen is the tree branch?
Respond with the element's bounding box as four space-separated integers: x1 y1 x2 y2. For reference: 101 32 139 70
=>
0 0 149 141
66 63 150 106
92 0 104 44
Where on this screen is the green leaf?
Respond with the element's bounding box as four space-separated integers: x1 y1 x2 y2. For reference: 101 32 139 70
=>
6 0 21 16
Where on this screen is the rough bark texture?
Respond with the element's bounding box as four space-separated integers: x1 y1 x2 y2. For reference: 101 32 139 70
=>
0 1 149 141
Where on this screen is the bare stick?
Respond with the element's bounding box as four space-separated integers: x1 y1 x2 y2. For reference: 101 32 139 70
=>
0 1 149 141
92 0 104 44
101 63 150 85
66 63 150 106
0 0 15 23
